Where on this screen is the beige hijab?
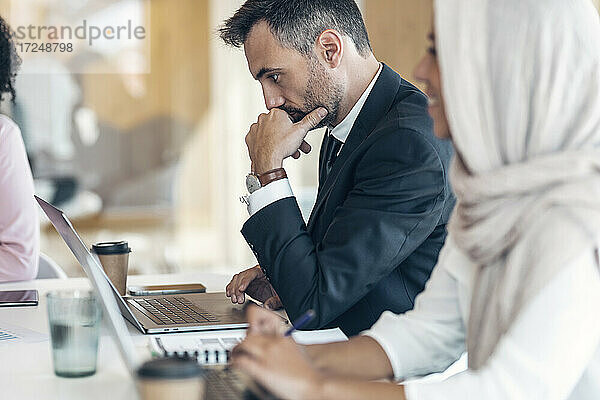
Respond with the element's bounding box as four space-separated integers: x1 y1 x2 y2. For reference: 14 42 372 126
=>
435 0 600 369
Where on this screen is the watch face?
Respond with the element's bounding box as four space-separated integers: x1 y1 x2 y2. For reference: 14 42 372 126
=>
246 174 261 194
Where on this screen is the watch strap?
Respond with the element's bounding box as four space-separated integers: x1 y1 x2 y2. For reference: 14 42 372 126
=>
258 168 287 187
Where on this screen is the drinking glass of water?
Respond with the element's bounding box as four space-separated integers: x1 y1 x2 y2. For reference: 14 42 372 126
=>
47 290 102 378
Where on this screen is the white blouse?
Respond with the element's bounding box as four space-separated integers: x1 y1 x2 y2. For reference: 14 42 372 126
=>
363 240 600 400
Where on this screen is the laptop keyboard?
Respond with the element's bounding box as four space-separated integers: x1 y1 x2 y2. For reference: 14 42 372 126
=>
206 369 250 400
132 297 220 325
206 369 275 400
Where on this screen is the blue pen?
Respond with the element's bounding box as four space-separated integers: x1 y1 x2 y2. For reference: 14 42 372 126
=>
284 309 316 336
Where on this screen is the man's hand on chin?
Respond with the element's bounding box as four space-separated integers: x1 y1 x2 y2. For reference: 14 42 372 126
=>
245 107 328 174
225 265 283 310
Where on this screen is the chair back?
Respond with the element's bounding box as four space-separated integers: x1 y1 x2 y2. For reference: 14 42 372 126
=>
37 253 68 279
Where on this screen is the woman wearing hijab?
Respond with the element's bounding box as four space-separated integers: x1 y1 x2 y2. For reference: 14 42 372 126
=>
229 0 600 398
0 15 39 281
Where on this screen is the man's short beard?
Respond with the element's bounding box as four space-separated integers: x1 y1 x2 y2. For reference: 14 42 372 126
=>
281 57 344 128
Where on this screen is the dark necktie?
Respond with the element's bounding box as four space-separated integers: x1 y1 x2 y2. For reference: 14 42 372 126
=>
320 131 343 184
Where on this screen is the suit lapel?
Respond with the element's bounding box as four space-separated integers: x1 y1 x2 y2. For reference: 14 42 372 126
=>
307 64 402 232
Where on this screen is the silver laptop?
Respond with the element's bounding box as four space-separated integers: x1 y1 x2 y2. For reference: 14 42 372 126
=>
56 220 274 400
36 196 248 334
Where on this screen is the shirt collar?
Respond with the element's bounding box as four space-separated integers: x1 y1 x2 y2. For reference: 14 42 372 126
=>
328 63 383 143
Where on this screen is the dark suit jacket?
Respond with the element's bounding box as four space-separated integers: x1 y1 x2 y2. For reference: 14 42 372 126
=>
242 64 455 336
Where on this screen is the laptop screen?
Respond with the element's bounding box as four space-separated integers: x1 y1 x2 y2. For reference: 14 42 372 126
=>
36 196 140 374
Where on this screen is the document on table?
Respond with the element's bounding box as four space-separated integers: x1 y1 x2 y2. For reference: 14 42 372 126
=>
0 321 48 345
149 327 347 365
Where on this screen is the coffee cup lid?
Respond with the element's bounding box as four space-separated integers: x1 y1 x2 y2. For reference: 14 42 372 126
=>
91 241 131 255
137 357 206 380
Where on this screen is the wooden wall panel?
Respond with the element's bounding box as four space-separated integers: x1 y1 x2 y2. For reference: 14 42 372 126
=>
82 0 210 131
365 0 598 83
364 0 433 84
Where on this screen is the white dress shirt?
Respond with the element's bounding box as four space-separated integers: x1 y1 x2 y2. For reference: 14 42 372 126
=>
362 239 600 400
246 64 383 216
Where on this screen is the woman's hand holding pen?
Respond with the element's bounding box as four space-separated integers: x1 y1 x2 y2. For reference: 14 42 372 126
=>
231 334 323 400
231 305 406 400
231 305 323 400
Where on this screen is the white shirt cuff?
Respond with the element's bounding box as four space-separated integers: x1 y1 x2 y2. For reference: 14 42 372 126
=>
247 178 294 216
403 383 421 400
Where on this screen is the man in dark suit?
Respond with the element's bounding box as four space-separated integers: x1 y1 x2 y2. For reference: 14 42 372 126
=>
221 0 454 336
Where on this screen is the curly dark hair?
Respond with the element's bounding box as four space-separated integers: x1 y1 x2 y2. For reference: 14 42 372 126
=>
0 15 20 102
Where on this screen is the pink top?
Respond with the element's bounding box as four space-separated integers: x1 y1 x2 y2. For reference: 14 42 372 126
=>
0 115 39 281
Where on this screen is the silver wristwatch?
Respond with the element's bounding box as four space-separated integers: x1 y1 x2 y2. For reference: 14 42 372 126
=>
245 168 288 194
245 173 262 194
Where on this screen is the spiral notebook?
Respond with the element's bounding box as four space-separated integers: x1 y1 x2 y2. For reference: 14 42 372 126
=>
149 327 347 365
150 330 245 365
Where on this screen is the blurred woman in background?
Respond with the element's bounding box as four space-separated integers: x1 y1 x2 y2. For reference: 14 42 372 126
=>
230 0 600 398
0 15 39 281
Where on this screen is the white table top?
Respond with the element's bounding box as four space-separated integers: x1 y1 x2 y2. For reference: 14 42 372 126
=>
0 273 233 400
